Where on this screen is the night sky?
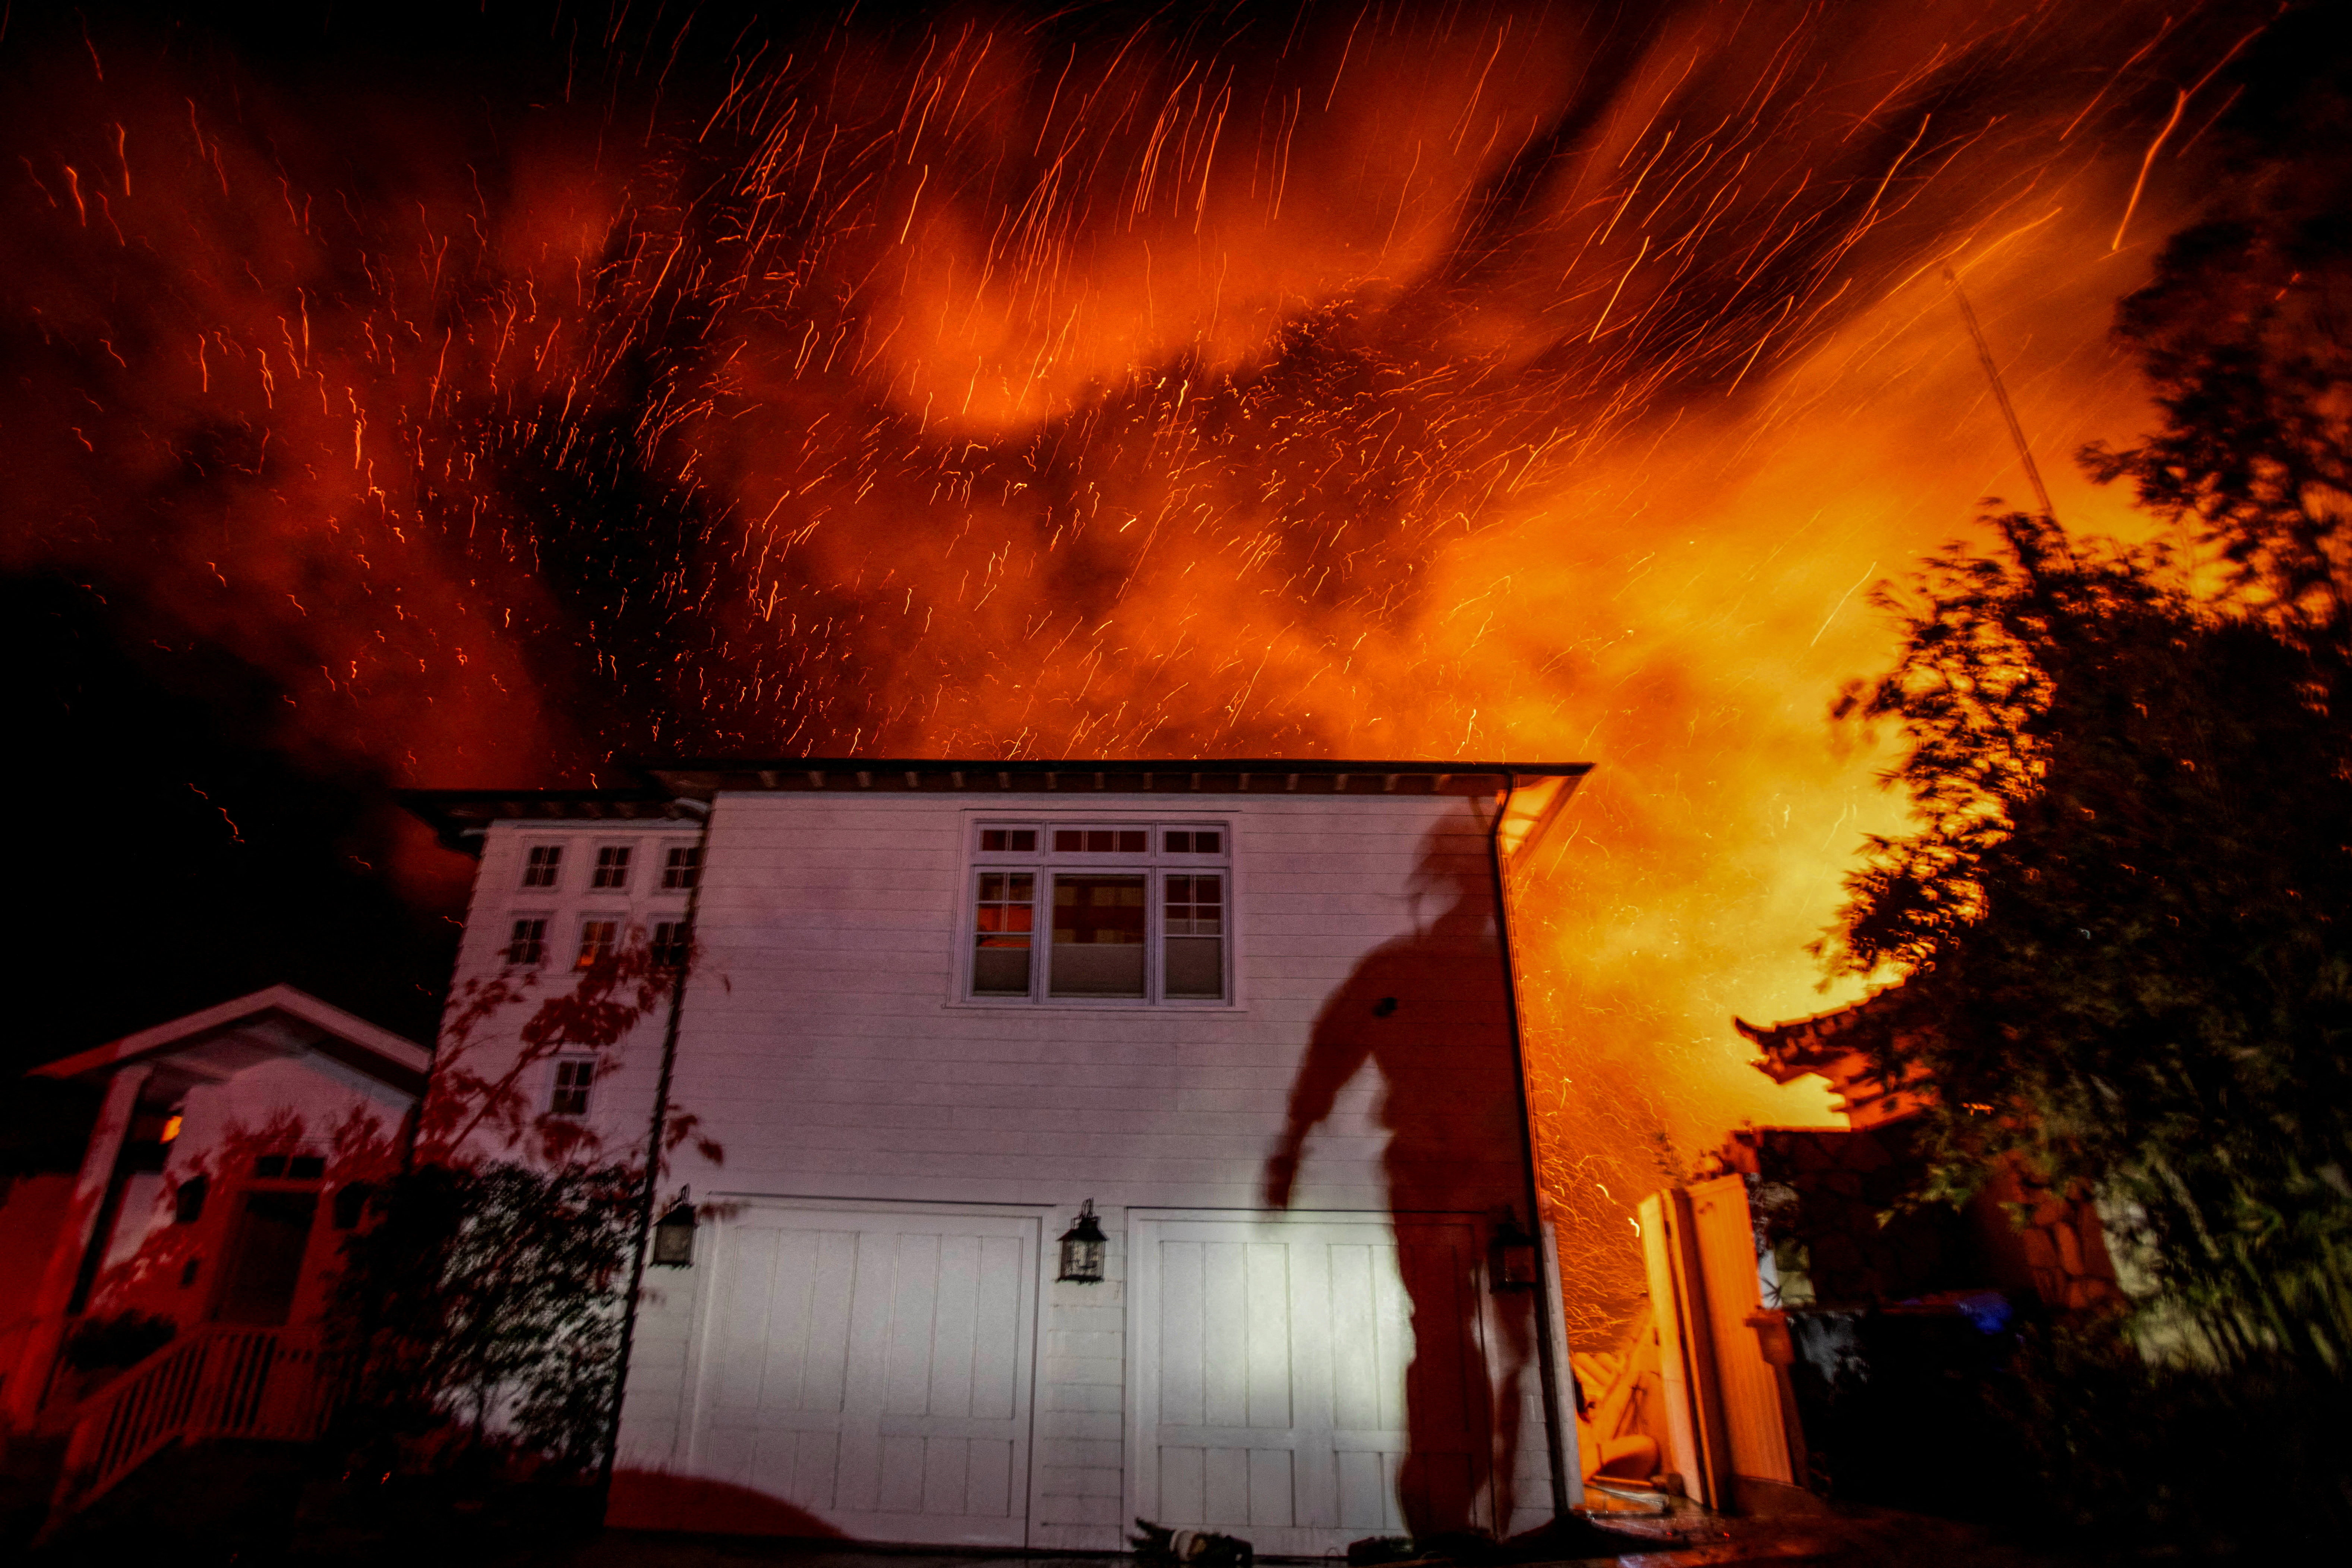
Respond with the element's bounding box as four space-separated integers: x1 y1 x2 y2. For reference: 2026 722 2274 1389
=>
4 1 2339 1313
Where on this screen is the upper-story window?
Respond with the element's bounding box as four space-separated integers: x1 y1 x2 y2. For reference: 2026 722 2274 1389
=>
661 845 701 890
576 919 619 970
521 844 563 889
591 845 633 889
506 918 549 967
967 823 1229 1003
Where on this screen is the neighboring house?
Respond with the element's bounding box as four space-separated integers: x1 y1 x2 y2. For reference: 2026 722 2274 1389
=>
404 758 1591 1551
1606 989 2128 1518
0 985 429 1431
1733 991 2123 1315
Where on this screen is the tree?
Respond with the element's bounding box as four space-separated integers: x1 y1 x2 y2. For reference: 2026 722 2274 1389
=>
1827 514 2352 1364
1828 8 2352 1372
328 925 719 1485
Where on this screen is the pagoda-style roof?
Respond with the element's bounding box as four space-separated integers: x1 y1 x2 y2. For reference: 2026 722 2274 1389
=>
1734 988 1928 1129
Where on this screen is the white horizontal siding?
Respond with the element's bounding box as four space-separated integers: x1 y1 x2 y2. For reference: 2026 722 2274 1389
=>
446 789 1554 1546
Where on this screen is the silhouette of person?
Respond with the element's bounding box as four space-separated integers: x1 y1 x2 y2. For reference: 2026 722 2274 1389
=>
1263 810 1538 1538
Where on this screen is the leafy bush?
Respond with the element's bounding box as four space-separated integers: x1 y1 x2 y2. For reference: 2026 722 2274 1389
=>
327 1161 638 1481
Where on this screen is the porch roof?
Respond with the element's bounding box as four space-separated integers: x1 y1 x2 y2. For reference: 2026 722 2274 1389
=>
30 984 431 1098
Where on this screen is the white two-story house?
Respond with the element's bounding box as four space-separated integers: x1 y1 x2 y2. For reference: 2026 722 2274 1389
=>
405 758 1590 1553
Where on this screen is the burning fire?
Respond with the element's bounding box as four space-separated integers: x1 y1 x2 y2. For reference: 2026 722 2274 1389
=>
0 1 2256 1343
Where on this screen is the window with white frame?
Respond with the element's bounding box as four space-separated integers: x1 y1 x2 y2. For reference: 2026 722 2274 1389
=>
575 918 619 970
591 844 633 889
520 843 563 888
506 917 548 967
660 844 701 889
966 822 1229 1003
550 1058 594 1117
651 918 691 969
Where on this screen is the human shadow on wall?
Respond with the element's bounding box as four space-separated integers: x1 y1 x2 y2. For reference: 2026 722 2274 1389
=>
1263 810 1538 1538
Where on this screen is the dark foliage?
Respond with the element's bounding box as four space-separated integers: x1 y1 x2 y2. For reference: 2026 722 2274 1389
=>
1993 1313 2352 1550
328 1161 638 1481
1829 513 2352 1360
61 1310 176 1372
1822 21 2352 1532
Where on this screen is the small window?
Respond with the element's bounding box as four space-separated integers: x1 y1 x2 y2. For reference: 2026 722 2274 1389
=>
550 1059 594 1117
1164 874 1226 998
591 845 633 889
1165 830 1223 854
652 919 692 969
521 844 563 888
979 828 1038 853
253 1154 287 1179
972 872 1035 996
332 1182 373 1230
661 845 701 890
1052 828 1149 854
175 1174 209 1225
507 918 548 967
576 919 619 970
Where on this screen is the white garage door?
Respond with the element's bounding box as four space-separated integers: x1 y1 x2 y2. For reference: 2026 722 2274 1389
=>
1129 1212 1498 1557
691 1203 1040 1545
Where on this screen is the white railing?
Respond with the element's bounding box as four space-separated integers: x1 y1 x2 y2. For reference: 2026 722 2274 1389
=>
48 1324 332 1520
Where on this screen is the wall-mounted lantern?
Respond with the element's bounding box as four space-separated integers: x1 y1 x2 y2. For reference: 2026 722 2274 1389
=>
653 1188 698 1268
1490 1214 1540 1293
1057 1200 1106 1284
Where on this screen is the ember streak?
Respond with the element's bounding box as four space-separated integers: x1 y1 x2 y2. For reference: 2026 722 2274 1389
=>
0 1 2282 1339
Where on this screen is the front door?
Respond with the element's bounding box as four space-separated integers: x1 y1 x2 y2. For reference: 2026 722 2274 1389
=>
690 1202 1041 1545
214 1190 318 1326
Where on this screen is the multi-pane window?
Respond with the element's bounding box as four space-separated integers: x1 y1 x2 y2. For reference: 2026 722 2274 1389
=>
1163 874 1226 998
550 1059 594 1117
972 873 1035 995
1052 875 1147 996
591 845 633 889
576 919 619 970
1053 827 1148 854
521 845 563 888
506 918 548 966
651 919 692 969
660 845 701 890
968 823 1229 1003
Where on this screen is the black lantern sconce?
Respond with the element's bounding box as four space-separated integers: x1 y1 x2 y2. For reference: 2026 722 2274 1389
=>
653 1188 698 1268
1489 1214 1540 1293
1057 1200 1106 1284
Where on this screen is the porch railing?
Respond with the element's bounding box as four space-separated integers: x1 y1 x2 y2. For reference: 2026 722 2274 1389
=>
48 1323 332 1520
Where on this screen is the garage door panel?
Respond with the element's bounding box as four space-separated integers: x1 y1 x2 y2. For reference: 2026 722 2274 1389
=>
1335 1448 1396 1531
1244 1243 1293 1429
691 1204 1039 1546
1201 1242 1248 1426
883 1233 941 1415
1133 1214 1497 1556
970 1235 1023 1419
1160 1243 1207 1426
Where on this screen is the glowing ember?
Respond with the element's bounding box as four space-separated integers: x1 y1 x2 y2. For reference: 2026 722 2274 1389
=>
0 2 2264 1343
